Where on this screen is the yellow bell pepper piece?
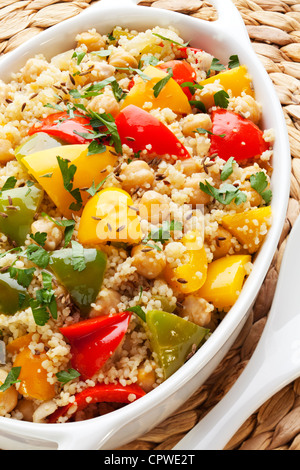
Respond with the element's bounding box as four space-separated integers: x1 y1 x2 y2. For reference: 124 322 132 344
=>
197 254 251 310
22 144 117 219
13 347 56 401
121 65 191 115
78 187 143 246
112 28 136 42
221 206 272 254
164 230 208 294
198 65 254 111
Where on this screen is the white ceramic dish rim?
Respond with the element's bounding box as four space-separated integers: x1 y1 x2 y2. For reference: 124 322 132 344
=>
0 0 291 450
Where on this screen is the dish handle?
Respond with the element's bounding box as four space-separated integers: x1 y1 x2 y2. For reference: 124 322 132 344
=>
210 0 251 44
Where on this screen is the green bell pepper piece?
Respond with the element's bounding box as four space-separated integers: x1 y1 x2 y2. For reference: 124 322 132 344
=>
146 310 209 379
49 247 107 316
15 132 64 164
0 185 44 246
0 272 30 315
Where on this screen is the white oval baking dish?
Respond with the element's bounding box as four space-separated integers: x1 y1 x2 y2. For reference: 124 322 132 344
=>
0 0 290 450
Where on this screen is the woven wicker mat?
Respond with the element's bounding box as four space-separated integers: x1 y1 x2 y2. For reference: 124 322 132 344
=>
1 0 299 451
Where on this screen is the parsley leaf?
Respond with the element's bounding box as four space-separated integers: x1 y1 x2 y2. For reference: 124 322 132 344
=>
56 368 81 384
57 156 83 211
71 240 86 272
207 57 226 77
29 298 49 326
214 90 229 109
189 100 206 113
228 54 240 69
1 176 17 192
111 80 127 102
250 171 272 204
85 174 111 197
220 157 236 181
0 367 21 392
152 32 189 47
30 231 47 247
196 128 226 138
9 266 36 288
153 67 173 98
144 220 183 245
26 244 50 269
87 110 122 155
180 81 203 95
200 180 247 206
127 305 146 322
72 50 86 65
41 213 76 247
141 55 160 67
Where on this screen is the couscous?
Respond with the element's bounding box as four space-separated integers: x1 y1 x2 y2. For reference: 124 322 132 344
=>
0 25 273 423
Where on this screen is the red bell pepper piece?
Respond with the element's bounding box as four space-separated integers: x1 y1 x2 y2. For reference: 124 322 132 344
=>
177 46 203 60
48 383 146 423
28 111 93 145
209 109 270 162
157 60 197 100
60 312 131 379
115 105 191 160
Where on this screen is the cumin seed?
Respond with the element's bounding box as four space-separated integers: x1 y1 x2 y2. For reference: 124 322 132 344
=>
177 278 188 284
6 205 19 211
0 212 8 218
185 211 193 221
107 222 112 231
69 73 76 85
7 195 13 205
91 216 102 221
5 98 13 104
21 102 26 112
29 93 38 100
116 225 126 232
128 205 139 212
141 248 152 252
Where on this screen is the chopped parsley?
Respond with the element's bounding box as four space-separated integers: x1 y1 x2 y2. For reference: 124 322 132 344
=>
9 266 36 288
29 271 58 326
1 176 17 192
220 157 236 181
153 67 173 98
41 213 76 247
56 368 81 384
228 54 240 69
0 367 21 392
207 57 226 77
196 128 226 138
214 90 229 109
85 173 111 197
71 240 86 272
127 305 146 322
25 244 50 269
250 171 272 204
200 180 247 206
143 220 183 246
180 81 203 95
72 50 86 65
30 231 47 247
152 32 189 47
189 100 206 113
57 156 83 211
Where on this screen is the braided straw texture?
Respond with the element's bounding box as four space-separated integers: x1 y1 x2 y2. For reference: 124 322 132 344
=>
0 0 299 451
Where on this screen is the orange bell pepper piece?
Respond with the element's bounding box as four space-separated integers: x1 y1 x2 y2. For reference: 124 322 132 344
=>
121 65 191 115
164 230 208 294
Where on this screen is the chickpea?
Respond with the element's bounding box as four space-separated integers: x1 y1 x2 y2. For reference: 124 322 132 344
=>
87 92 120 117
210 226 234 260
0 138 14 163
137 365 156 392
89 289 121 318
175 158 202 177
15 398 36 422
131 244 166 279
83 62 115 84
0 369 18 416
120 160 154 193
76 31 106 52
181 295 213 327
31 217 64 251
109 49 138 69
229 95 262 125
139 190 169 225
181 113 212 137
32 400 58 423
185 175 212 206
239 180 263 207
